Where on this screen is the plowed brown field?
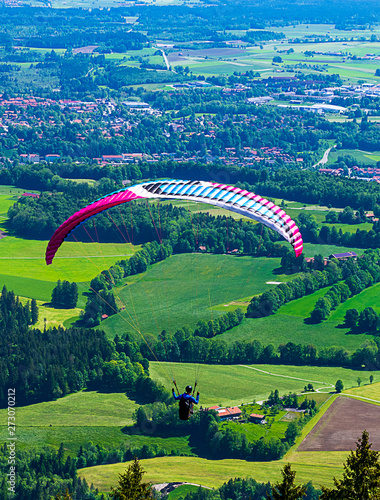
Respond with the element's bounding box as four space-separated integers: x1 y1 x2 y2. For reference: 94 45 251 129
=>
298 396 380 451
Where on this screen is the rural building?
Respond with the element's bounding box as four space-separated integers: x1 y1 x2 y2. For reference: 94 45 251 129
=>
329 252 358 261
203 405 242 420
45 154 61 162
19 153 40 164
21 193 40 199
249 413 266 424
216 406 242 421
102 155 123 163
247 96 274 105
309 104 347 114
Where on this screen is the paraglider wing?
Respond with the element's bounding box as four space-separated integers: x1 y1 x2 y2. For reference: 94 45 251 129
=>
45 179 303 265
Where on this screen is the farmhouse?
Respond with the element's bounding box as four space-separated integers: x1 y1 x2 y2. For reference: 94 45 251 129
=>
216 407 242 421
249 413 266 424
203 405 242 420
101 155 123 163
329 252 358 261
21 193 40 199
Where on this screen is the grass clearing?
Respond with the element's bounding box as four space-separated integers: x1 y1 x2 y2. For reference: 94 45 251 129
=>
149 362 380 407
0 236 138 283
168 485 204 500
99 254 293 338
78 452 346 491
0 391 192 455
327 148 380 165
30 299 83 329
344 381 380 402
221 279 379 351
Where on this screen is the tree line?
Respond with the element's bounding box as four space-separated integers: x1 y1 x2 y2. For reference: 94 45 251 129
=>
4 161 380 220
138 325 380 370
296 212 380 249
247 249 380 324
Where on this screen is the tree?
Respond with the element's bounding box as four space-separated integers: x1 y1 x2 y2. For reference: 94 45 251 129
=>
335 380 344 393
55 490 73 499
311 297 331 323
357 377 362 387
268 463 306 499
285 421 299 445
110 456 153 500
344 308 358 329
358 307 379 333
31 298 39 325
321 430 380 499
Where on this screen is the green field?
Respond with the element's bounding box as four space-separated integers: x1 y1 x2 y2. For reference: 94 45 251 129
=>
150 362 380 407
0 235 139 300
344 381 380 402
78 452 347 491
168 485 204 500
0 391 191 455
220 280 380 351
327 148 380 165
98 253 294 338
166 30 380 82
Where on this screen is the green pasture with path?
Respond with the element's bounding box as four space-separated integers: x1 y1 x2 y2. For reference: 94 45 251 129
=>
150 362 380 407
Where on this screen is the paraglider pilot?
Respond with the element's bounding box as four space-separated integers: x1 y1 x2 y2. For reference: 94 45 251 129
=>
172 385 200 420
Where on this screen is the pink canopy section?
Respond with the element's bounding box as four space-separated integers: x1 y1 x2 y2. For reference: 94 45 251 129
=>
45 189 142 265
45 179 303 265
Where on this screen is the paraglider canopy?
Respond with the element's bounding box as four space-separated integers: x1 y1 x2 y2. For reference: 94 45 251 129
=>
45 179 303 265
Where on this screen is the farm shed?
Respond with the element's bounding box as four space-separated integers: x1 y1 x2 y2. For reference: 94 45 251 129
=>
329 252 358 261
249 413 265 424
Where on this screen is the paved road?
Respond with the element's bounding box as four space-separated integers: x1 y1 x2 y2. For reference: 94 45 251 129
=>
313 145 335 168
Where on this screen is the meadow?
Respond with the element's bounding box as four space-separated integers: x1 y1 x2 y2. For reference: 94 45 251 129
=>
78 452 347 491
0 391 192 455
149 362 380 407
100 245 378 351
326 148 380 165
0 233 138 300
98 253 294 338
220 280 380 351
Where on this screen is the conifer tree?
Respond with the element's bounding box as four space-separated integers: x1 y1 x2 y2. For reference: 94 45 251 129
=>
31 298 39 324
110 457 153 500
268 463 306 499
